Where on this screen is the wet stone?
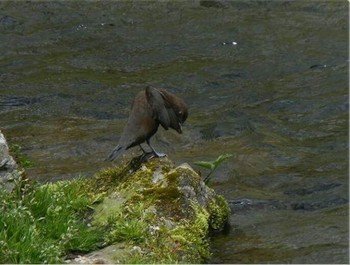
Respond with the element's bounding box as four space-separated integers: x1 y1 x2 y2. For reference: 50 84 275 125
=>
0 130 19 192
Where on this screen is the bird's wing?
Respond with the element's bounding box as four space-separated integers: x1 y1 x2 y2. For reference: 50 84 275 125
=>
145 86 170 130
158 89 183 133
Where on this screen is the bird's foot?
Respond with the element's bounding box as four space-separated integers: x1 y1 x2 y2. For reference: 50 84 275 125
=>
139 151 155 163
138 151 167 163
152 151 167 158
146 140 167 159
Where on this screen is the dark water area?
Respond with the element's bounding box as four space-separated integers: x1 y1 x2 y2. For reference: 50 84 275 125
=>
0 1 348 263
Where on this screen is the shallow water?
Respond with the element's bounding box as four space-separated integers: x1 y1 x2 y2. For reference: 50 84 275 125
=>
0 1 348 263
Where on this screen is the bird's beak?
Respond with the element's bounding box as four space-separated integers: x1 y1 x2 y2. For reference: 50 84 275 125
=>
177 123 182 133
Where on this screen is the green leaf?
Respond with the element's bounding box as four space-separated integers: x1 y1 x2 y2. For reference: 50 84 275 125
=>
193 161 215 170
212 154 233 168
194 154 233 184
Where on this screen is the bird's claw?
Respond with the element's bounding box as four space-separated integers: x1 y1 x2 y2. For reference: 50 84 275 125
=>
153 151 167 158
139 151 167 163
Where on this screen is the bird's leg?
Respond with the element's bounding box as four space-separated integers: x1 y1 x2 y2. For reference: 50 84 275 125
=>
139 144 147 154
138 144 156 162
139 144 150 161
146 140 167 158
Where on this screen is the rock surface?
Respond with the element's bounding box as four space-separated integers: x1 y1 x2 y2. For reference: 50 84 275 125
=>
66 156 230 264
0 130 19 192
0 131 229 263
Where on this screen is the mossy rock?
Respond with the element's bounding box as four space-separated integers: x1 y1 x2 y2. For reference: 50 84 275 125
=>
67 157 230 264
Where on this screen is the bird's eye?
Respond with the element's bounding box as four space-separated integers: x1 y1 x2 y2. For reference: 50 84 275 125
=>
178 111 183 115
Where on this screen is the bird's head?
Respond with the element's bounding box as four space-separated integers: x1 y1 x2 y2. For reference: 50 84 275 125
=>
164 92 188 134
147 87 189 134
174 102 188 124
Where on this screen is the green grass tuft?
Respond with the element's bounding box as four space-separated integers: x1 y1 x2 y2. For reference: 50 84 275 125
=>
9 144 34 168
105 201 152 244
0 177 103 263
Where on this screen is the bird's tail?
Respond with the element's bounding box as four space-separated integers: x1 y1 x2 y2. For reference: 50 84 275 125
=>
106 145 125 161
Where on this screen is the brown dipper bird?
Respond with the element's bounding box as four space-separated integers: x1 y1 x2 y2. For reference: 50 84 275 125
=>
107 86 188 161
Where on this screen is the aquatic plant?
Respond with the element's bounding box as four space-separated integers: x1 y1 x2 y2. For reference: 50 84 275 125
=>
194 154 233 183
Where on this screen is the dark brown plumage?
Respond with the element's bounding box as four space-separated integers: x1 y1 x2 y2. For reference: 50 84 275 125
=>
107 86 188 161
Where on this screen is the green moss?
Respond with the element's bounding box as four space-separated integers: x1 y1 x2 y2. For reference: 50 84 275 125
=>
0 157 230 264
117 202 212 264
208 195 231 231
146 186 181 199
104 201 153 244
166 169 182 182
92 193 126 226
169 202 211 262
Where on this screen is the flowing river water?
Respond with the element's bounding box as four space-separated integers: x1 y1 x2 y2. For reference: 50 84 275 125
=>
0 1 348 263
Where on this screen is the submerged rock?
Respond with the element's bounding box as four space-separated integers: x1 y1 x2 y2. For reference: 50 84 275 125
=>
67 157 230 264
0 130 19 192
